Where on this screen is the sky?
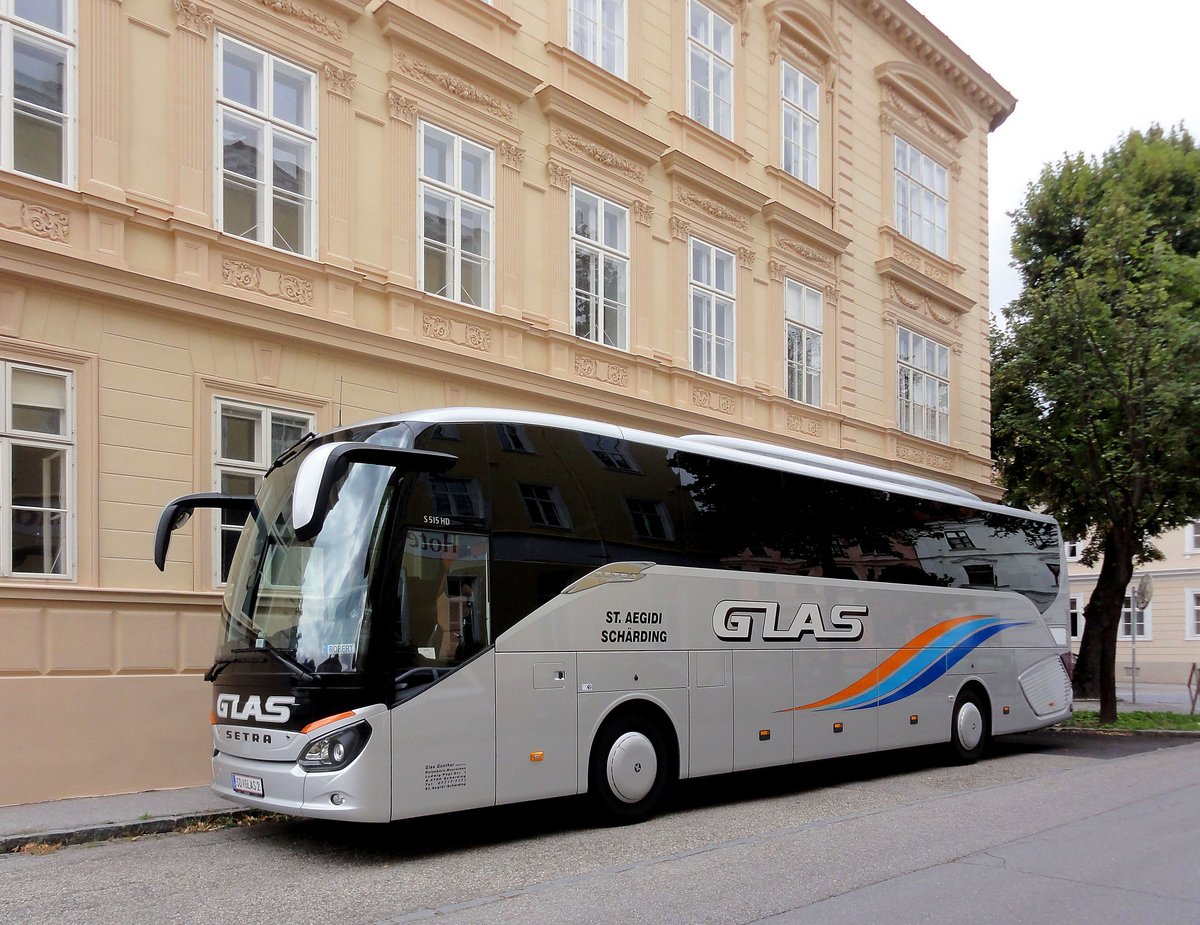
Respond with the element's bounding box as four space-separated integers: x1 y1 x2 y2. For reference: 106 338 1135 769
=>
907 0 1200 314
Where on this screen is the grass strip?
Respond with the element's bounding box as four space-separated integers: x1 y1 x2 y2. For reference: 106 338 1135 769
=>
1062 710 1200 731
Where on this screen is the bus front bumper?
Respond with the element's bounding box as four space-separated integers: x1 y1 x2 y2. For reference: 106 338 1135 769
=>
212 717 391 823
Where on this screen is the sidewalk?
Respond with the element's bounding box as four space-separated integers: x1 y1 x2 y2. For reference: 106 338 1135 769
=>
0 785 254 854
1073 681 1198 715
4 684 1195 854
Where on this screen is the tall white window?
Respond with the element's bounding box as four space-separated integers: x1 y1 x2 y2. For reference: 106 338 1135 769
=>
1068 594 1084 641
687 0 733 139
1 361 72 577
785 279 822 406
690 238 736 381
570 0 626 78
1187 520 1200 554
1118 593 1151 641
894 136 948 258
1064 539 1081 561
214 400 312 583
897 326 949 444
1 0 74 184
1186 589 1200 641
420 121 494 310
781 60 818 186
572 187 629 350
217 34 316 256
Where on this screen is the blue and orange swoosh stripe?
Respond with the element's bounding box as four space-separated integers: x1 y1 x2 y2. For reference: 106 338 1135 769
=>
777 615 1025 713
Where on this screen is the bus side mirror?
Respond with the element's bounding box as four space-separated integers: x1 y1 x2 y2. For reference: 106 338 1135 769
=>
293 442 458 541
154 493 256 571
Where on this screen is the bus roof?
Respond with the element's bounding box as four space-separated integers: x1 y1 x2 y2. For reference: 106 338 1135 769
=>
365 407 1054 526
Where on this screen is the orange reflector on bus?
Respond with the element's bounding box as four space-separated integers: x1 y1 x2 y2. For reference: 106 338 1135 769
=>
910 715 919 725
530 751 544 762
833 723 844 733
759 729 771 741
210 710 217 726
301 711 356 735
1003 705 1011 715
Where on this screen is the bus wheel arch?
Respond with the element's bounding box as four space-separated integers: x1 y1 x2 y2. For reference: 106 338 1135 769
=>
587 700 679 824
949 681 991 764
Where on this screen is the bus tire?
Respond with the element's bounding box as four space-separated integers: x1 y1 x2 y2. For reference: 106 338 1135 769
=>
588 712 674 824
949 686 989 764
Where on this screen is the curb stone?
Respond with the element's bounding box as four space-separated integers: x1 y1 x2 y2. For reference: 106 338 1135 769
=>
1 808 260 855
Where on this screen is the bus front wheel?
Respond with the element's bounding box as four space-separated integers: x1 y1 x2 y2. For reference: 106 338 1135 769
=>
949 687 989 764
588 713 674 824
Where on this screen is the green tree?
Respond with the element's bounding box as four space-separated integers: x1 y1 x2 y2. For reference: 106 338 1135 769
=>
992 127 1200 722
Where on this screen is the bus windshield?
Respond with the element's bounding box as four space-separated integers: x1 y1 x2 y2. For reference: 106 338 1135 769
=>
220 445 396 674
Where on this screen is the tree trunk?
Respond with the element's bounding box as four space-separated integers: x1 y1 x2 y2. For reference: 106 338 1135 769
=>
1072 531 1135 723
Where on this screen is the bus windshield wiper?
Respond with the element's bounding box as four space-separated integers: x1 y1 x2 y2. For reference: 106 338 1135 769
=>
233 642 320 683
265 431 317 478
204 658 238 683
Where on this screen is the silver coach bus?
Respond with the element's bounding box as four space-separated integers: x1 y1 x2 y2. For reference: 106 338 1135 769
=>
154 408 1072 823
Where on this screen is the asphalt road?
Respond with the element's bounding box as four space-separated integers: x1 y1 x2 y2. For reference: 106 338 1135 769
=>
3 730 1198 925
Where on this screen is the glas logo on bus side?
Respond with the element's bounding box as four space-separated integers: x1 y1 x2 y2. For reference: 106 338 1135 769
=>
712 601 866 642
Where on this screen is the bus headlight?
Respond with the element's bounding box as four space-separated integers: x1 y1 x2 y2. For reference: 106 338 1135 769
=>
299 722 371 772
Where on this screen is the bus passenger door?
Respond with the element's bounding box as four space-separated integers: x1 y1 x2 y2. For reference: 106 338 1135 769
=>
495 653 578 804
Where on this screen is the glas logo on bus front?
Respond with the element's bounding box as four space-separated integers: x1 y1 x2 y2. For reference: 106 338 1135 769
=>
712 601 866 642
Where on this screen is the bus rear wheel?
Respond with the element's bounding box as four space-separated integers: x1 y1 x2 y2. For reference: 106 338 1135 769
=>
949 687 989 764
588 713 674 824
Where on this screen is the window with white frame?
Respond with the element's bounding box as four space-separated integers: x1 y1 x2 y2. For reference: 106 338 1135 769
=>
496 423 533 454
781 60 818 186
785 278 821 406
1187 520 1200 554
1118 593 1151 641
582 433 638 472
1 361 72 577
627 497 673 541
687 0 733 139
420 121 494 310
572 187 629 350
1 1 75 185
897 326 949 444
1064 539 1081 561
1068 594 1084 641
1186 589 1200 641
894 136 948 258
214 400 312 583
570 0 626 78
690 237 736 381
217 34 317 256
430 476 479 519
519 483 570 529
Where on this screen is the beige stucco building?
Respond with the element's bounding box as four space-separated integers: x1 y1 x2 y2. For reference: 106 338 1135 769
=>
0 0 1014 805
1066 521 1200 686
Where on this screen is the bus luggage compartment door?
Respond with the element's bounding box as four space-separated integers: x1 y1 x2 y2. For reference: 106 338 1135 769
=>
495 652 578 804
734 650 794 771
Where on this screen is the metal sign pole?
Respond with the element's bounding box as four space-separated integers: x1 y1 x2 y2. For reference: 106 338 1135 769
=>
1133 574 1154 707
1131 603 1137 705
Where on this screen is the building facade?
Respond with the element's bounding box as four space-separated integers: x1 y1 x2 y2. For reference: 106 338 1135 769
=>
1066 521 1200 686
0 0 1013 804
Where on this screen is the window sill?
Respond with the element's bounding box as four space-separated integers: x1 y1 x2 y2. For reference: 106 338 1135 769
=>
668 111 752 165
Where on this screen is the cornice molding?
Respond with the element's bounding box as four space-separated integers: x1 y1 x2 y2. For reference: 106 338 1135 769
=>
536 85 667 169
762 200 850 255
661 149 768 217
377 5 539 105
852 0 1017 130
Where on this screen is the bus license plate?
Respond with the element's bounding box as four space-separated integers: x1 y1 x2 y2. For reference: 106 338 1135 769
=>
231 773 264 797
